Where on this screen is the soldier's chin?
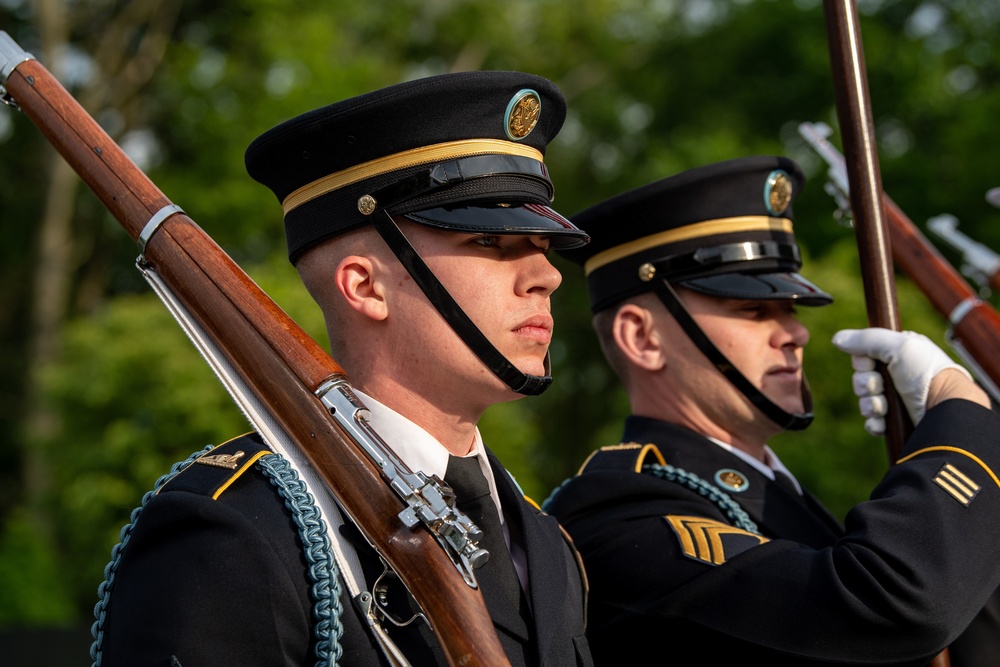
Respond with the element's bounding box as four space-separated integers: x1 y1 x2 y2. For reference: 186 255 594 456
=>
776 398 805 416
518 364 548 380
762 390 804 417
511 359 548 382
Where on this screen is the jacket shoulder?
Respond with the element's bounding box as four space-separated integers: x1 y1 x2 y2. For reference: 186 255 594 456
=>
578 441 667 474
158 432 273 500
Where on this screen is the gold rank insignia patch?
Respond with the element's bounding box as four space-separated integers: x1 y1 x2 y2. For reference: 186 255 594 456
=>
933 463 980 506
505 89 541 140
665 515 769 566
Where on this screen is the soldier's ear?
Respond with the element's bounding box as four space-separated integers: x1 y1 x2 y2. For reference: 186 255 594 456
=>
612 303 666 372
335 255 389 322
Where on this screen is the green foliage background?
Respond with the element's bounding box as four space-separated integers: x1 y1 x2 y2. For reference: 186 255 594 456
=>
1 0 998 632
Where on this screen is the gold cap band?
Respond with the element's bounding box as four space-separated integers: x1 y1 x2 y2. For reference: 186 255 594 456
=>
583 216 793 276
281 138 544 215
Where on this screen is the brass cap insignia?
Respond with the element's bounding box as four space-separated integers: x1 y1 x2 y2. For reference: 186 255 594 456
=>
505 89 541 141
357 194 377 216
764 169 793 216
197 450 246 470
638 262 656 282
714 468 749 492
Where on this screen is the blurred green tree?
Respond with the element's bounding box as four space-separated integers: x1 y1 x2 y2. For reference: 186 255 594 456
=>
0 0 997 632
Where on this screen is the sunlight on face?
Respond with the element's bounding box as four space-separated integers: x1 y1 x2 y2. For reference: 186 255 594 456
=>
665 288 810 430
384 222 563 404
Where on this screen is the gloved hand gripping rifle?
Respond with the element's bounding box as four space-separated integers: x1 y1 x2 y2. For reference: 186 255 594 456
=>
799 120 1000 405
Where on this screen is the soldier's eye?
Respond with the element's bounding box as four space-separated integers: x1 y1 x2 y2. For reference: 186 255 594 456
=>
473 235 502 248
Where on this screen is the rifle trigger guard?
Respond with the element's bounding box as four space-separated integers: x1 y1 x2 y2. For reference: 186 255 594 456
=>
365 563 426 629
350 560 423 667
138 204 185 258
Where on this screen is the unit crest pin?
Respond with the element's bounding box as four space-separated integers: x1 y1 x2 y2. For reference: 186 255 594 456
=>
505 89 541 140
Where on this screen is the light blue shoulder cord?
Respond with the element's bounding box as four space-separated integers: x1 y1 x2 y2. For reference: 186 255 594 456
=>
542 462 759 534
90 448 344 667
90 446 210 666
640 463 759 534
258 453 343 667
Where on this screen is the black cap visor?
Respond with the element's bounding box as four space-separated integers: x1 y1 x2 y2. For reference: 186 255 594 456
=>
681 271 833 306
403 203 590 249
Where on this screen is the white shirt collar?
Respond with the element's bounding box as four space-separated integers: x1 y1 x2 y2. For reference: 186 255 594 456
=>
343 390 528 594
352 389 503 515
706 437 802 494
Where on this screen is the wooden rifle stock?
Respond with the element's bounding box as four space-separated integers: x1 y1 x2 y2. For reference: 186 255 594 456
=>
926 213 1000 294
1 35 509 667
822 3 947 664
884 198 1000 401
823 0 913 462
799 122 1000 406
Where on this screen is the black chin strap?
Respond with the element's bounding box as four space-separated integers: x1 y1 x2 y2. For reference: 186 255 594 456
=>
653 280 814 431
370 211 552 396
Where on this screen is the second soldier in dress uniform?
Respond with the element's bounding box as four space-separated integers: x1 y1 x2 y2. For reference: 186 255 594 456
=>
545 156 1000 666
93 71 594 667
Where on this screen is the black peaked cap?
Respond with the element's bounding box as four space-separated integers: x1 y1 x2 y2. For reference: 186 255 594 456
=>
245 70 588 263
560 156 833 313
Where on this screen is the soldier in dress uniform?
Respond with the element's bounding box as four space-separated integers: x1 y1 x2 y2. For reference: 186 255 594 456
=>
93 71 593 667
544 156 1000 666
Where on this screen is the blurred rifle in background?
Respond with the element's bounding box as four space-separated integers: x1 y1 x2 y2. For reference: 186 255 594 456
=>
927 213 1000 295
799 121 1000 404
988 188 1000 210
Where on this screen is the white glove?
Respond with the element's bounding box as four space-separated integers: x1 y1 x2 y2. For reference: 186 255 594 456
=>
846 354 889 435
831 328 971 431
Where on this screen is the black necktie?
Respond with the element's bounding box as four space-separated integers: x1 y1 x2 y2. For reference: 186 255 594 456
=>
445 455 524 612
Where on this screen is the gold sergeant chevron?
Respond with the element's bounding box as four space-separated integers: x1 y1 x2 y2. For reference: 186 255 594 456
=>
665 515 770 566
